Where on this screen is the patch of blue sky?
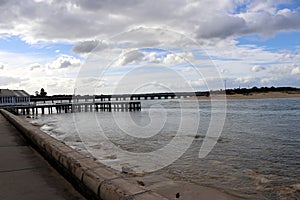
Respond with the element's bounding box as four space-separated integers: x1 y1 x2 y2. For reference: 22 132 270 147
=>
101 65 144 76
236 32 300 52
250 61 293 66
0 36 76 58
276 0 300 11
232 0 299 14
192 49 214 60
140 48 173 58
232 1 248 14
209 56 241 61
140 47 166 53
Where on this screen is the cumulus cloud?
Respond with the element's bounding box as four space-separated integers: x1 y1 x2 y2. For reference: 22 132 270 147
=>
0 76 21 86
29 63 41 71
162 52 194 65
277 53 295 62
235 76 254 84
269 64 300 76
251 65 266 72
114 50 144 67
1 1 300 93
72 40 108 54
260 76 277 84
291 66 300 75
196 14 246 39
219 68 229 74
0 0 299 43
47 55 81 69
143 51 194 65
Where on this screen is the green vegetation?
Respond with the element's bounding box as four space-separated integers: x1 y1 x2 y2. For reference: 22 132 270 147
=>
35 88 47 97
225 86 300 95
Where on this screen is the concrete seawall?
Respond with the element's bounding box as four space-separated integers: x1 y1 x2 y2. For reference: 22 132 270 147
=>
0 109 167 200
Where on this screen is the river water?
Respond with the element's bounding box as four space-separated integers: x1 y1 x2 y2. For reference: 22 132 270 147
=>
30 98 300 199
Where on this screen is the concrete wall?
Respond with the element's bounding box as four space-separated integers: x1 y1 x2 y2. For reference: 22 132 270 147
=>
0 109 167 200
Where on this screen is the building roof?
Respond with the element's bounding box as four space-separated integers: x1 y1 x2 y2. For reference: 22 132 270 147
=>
12 90 30 97
0 89 30 97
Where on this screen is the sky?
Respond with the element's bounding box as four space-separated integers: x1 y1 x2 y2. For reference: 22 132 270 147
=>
0 0 300 95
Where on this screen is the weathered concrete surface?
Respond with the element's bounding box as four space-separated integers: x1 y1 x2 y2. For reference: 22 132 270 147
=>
0 109 168 200
129 175 244 200
0 112 85 200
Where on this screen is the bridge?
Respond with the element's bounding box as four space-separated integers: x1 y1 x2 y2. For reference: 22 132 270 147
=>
1 91 209 115
29 91 209 103
5 101 141 115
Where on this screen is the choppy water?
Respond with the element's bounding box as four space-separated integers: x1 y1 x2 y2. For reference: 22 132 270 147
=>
30 98 300 199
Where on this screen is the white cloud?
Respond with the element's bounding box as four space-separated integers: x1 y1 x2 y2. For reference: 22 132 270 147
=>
219 68 229 74
260 76 278 84
269 64 300 76
277 53 294 62
0 76 21 86
291 66 300 75
189 79 206 88
0 1 300 93
251 65 266 72
142 51 194 65
235 76 254 84
30 63 41 70
0 0 299 43
114 50 144 67
162 52 194 65
47 55 81 69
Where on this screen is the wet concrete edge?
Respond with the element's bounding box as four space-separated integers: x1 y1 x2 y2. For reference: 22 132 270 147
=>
0 109 168 200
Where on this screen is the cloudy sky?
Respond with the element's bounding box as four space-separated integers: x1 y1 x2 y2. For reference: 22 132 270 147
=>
0 0 300 95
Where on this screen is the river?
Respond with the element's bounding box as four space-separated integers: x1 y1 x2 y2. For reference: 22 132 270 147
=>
30 98 300 199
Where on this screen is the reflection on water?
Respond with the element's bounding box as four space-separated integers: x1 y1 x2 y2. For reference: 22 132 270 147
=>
31 98 300 199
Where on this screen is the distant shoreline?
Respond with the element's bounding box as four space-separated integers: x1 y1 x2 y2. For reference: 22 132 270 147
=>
196 91 300 100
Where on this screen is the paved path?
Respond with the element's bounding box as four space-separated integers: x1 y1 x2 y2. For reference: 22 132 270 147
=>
0 114 85 200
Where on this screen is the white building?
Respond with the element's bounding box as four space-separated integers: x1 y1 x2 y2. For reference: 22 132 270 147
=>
0 89 30 106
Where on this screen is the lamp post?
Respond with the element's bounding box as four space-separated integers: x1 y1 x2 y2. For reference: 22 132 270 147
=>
73 88 77 103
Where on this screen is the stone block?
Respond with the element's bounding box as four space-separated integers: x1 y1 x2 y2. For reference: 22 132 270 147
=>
99 178 147 200
128 191 168 200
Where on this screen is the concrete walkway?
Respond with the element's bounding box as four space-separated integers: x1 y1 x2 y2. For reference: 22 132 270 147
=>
0 114 85 200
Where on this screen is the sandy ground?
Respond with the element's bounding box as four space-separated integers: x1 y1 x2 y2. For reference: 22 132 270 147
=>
195 91 300 100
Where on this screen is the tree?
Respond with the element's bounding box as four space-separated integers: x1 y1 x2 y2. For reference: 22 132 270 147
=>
40 88 47 97
35 91 39 96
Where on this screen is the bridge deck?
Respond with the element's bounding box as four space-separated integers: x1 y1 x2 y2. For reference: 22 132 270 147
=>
2 101 141 115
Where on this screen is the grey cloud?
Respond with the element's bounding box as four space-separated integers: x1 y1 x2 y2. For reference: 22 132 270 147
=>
60 60 72 68
197 15 246 39
251 65 266 72
245 10 300 35
196 9 300 39
0 76 21 86
0 0 299 42
72 40 108 54
115 50 144 66
30 64 40 70
47 55 81 69
72 0 141 11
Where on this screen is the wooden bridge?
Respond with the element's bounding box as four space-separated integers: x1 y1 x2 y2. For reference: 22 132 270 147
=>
29 91 209 103
5 101 141 115
1 91 209 115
